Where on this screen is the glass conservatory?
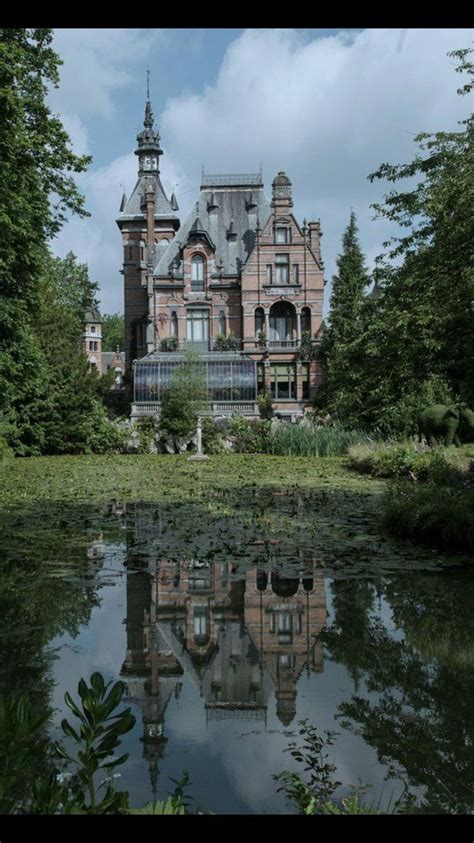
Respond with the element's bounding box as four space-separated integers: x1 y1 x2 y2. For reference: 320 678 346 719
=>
132 352 258 418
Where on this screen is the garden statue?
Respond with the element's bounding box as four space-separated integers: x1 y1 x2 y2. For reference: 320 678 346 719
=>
188 415 209 461
417 403 474 447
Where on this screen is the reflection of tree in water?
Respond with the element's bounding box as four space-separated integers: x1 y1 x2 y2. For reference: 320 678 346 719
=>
323 574 474 813
0 504 110 799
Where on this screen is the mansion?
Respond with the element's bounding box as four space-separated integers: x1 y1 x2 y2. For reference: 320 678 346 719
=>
117 96 325 419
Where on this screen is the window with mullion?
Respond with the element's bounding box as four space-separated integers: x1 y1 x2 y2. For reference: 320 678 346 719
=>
271 364 296 399
275 253 289 285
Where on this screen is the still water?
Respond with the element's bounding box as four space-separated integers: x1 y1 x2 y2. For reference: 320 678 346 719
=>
1 492 473 813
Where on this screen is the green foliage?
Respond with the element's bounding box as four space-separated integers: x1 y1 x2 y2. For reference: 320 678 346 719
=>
347 441 463 483
316 49 474 436
229 416 272 453
159 336 179 352
274 721 342 814
298 330 318 362
101 313 124 352
257 330 267 348
316 210 369 413
201 417 225 454
213 332 239 351
0 672 135 814
382 480 474 553
130 798 186 815
269 422 369 457
258 392 273 420
0 30 90 449
0 31 124 457
0 696 51 813
158 353 208 450
54 672 135 814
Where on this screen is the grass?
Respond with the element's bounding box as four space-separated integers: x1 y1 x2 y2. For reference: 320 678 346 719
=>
269 423 369 457
347 440 474 481
382 481 474 553
0 453 375 508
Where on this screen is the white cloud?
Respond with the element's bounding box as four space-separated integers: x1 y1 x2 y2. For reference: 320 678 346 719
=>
51 27 474 315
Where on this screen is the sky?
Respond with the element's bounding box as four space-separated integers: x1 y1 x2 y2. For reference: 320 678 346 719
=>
49 28 474 317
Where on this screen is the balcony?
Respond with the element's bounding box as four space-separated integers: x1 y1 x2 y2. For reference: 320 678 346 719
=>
131 401 259 419
157 338 243 353
268 339 299 350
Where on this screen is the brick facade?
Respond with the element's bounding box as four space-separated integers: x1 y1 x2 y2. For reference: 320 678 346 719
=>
117 99 325 417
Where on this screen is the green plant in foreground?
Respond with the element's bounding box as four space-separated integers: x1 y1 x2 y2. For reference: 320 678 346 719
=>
274 720 341 813
274 720 384 815
54 672 135 813
0 696 51 813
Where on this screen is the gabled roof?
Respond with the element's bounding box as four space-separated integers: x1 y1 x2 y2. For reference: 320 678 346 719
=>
117 174 179 221
154 177 270 277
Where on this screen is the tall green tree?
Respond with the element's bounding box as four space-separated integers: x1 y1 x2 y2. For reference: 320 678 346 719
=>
32 253 122 454
316 47 474 436
0 29 91 453
101 313 124 352
367 46 474 411
316 211 369 416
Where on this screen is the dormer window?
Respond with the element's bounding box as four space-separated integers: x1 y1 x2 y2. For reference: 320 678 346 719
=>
191 254 205 292
276 226 290 244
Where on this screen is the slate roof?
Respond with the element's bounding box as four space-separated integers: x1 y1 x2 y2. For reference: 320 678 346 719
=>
101 351 125 370
85 309 101 323
117 174 178 221
154 177 270 277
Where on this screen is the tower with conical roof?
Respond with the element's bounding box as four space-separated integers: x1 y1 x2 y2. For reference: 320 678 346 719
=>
117 81 180 364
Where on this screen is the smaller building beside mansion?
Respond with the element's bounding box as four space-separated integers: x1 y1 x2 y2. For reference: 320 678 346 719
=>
117 96 325 419
82 309 125 386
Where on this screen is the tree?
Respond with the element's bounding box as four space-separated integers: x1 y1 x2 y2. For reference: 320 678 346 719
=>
315 211 369 417
158 354 208 452
366 46 474 412
0 29 92 454
101 313 124 352
316 47 474 436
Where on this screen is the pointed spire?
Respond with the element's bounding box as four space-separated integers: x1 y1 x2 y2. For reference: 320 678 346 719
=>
119 192 127 212
170 192 179 211
144 69 153 128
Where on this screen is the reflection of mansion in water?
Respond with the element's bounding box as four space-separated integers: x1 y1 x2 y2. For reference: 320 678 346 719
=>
117 502 327 783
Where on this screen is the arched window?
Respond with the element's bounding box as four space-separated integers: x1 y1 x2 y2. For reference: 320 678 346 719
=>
255 307 264 336
191 254 205 291
301 306 311 334
218 309 226 336
170 311 178 338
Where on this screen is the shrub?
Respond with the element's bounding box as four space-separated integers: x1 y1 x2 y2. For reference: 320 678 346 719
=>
258 392 273 420
382 481 474 552
269 422 368 457
213 333 239 351
229 416 272 453
158 353 208 451
159 337 179 352
298 331 318 362
347 441 461 483
201 417 224 454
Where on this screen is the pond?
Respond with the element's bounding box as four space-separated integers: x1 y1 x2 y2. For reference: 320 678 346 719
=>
1 488 473 814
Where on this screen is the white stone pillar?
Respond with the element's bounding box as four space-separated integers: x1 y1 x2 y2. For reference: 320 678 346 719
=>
265 310 270 340
296 311 301 342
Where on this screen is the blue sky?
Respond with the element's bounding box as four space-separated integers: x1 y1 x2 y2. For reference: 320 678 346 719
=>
49 28 473 316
